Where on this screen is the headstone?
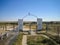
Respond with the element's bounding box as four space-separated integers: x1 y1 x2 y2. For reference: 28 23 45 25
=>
37 18 42 30
18 19 23 31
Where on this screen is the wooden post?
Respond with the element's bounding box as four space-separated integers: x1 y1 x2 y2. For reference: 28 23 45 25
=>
5 24 7 31
56 26 60 43
46 23 48 33
29 23 31 33
57 26 59 39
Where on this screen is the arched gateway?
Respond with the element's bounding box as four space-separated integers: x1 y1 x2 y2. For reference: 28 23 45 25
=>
18 13 42 33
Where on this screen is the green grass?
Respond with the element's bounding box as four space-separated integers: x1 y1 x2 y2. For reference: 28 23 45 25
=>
27 35 56 45
12 33 23 45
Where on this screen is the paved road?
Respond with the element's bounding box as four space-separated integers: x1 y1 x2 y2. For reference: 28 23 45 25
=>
5 32 19 45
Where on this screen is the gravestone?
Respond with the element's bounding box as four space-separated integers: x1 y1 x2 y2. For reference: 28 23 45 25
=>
18 19 23 31
37 18 42 30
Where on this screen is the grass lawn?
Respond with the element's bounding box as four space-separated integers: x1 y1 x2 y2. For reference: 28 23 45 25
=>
27 35 56 45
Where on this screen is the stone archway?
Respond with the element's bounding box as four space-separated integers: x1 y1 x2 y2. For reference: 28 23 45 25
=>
18 13 42 33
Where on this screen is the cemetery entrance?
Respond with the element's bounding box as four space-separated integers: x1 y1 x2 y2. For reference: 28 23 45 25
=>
18 13 42 34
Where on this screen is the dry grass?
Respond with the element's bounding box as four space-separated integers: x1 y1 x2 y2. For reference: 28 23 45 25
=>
27 35 56 45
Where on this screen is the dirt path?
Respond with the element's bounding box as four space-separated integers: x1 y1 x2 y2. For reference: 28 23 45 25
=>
22 35 27 45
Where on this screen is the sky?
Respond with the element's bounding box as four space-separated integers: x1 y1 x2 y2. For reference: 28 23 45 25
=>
0 0 60 21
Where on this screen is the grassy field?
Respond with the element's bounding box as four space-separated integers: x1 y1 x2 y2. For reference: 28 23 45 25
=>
27 35 56 45
0 22 60 45
44 33 60 44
